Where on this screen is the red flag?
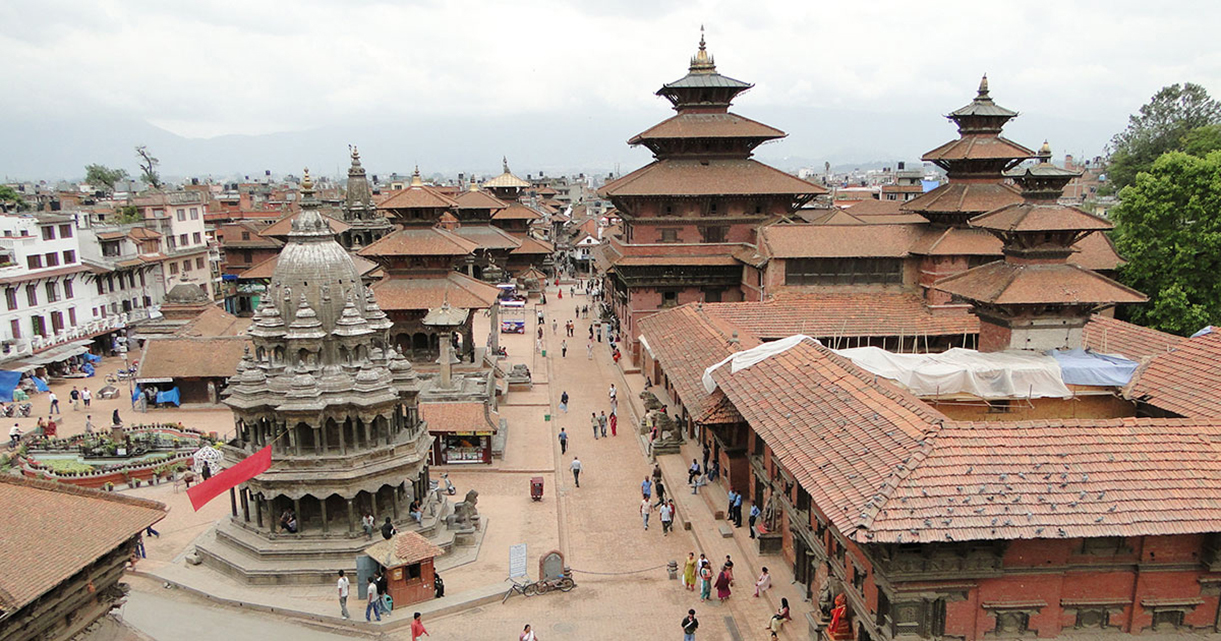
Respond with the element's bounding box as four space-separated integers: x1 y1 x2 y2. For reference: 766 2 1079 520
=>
187 445 272 511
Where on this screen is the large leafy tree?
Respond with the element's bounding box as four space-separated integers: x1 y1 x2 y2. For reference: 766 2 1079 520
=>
1104 83 1221 193
84 164 129 194
0 185 26 212
1111 150 1221 334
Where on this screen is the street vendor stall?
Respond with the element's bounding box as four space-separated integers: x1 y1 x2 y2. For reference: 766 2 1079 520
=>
420 401 498 465
364 532 444 610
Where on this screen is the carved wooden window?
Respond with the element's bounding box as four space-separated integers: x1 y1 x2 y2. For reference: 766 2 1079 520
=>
996 611 1029 635
1152 610 1184 631
1073 608 1110 629
1080 536 1131 556
701 226 726 243
893 599 946 638
660 291 678 308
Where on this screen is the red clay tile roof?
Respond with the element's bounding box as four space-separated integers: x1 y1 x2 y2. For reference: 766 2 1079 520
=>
369 272 499 310
922 134 1034 162
970 202 1113 233
712 338 945 539
880 184 924 193
420 401 497 433
492 203 542 221
453 190 508 211
378 185 459 210
127 227 162 240
510 236 555 255
365 532 444 567
259 212 350 238
903 182 1023 215
760 224 919 258
96 231 127 240
628 112 786 143
705 293 979 340
175 305 252 338
866 417 1221 543
1068 232 1124 271
0 475 166 611
451 225 521 251
638 304 762 423
934 262 1147 306
137 336 251 379
1125 329 1221 417
1082 315 1183 361
840 199 905 216
359 227 481 257
910 227 1003 256
600 159 827 198
0 265 90 287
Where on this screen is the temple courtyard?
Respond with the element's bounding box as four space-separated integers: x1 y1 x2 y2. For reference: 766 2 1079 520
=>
68 282 798 641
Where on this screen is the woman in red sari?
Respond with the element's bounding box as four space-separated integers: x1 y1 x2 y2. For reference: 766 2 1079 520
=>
714 566 733 602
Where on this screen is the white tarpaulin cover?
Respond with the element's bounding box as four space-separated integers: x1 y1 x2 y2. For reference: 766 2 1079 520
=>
832 347 1073 399
703 334 815 394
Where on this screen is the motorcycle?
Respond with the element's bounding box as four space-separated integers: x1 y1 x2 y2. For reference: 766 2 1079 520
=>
429 473 457 496
15 403 32 418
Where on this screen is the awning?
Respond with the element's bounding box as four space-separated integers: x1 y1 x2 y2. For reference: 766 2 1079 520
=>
22 340 95 366
639 334 654 358
136 377 174 384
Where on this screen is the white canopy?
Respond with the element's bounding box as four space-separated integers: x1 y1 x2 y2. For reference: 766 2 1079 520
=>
832 347 1072 399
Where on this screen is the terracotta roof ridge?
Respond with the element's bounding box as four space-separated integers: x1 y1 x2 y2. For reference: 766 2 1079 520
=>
854 427 941 538
0 473 167 513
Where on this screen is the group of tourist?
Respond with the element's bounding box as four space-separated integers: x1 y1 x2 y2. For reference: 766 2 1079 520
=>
640 464 679 535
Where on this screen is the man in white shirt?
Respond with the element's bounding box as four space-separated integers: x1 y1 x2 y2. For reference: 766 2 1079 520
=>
659 502 674 536
570 456 582 488
641 497 651 530
336 570 350 619
366 577 382 622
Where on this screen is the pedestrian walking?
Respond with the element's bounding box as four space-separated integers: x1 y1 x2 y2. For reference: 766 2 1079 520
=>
84 415 95 435
586 341 593 359
640 497 651 530
699 560 713 601
683 552 697 591
558 427 568 454
366 577 382 621
749 503 761 539
337 570 350 619
688 459 701 485
570 456 582 487
520 624 537 641
590 412 599 440
682 609 699 641
652 463 663 487
702 442 710 471
598 411 607 437
609 396 617 415
641 476 652 500
48 391 59 414
754 567 772 597
609 412 617 436
376 570 391 616
659 501 673 535
536 337 542 353
654 478 667 507
560 340 567 358
551 319 557 335
82 387 91 407
715 566 733 602
411 612 429 640
70 387 80 411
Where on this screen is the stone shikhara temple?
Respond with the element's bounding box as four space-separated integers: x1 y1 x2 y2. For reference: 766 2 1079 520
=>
198 171 439 583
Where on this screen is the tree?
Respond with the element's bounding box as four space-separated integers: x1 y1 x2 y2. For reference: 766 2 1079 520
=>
1104 83 1221 193
1182 124 1221 157
135 145 163 189
1111 150 1221 335
0 185 26 212
114 205 141 224
84 164 129 194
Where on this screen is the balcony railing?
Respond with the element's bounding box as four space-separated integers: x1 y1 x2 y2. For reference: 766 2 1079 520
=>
28 309 150 353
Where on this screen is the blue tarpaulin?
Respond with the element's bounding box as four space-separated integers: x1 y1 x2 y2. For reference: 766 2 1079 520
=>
156 387 181 406
1048 349 1139 387
84 353 101 363
0 370 23 402
81 362 95 377
31 376 49 392
132 384 142 402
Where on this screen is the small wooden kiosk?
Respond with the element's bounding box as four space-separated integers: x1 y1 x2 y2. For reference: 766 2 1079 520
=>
364 532 445 608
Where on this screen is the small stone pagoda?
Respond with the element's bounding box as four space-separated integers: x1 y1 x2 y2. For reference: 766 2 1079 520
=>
935 147 1147 351
338 147 394 250
198 170 436 584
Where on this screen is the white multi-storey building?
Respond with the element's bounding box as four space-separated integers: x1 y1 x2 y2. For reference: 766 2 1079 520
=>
130 190 214 299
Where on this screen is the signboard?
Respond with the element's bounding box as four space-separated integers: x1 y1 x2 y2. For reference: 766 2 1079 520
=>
509 543 528 579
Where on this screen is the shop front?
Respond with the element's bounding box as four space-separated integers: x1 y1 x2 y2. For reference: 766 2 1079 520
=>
420 401 498 466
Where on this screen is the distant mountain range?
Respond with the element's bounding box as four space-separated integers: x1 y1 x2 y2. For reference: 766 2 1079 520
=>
0 104 1116 183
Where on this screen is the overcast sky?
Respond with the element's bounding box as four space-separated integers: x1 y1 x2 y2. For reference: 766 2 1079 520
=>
2 0 1219 180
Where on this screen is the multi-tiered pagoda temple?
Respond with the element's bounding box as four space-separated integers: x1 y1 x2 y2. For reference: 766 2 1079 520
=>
599 32 825 357
337 147 394 250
